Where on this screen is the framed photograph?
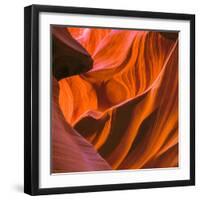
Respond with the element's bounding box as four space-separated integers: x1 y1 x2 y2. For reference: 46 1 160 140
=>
24 4 195 195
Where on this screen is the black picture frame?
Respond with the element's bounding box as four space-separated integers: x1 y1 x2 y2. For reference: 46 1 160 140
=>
24 4 195 196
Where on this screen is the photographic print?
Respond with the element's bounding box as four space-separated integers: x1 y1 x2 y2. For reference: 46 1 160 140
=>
24 5 195 195
51 26 179 173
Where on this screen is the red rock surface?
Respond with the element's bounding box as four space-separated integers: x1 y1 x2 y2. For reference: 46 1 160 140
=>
52 27 178 173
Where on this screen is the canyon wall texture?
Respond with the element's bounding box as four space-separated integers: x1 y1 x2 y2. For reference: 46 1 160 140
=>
52 26 178 173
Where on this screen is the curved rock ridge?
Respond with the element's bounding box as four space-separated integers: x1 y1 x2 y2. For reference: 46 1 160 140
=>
52 78 112 173
52 27 93 80
52 26 179 172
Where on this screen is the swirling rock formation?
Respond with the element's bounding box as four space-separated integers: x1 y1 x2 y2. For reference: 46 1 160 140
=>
52 78 111 173
52 26 178 173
